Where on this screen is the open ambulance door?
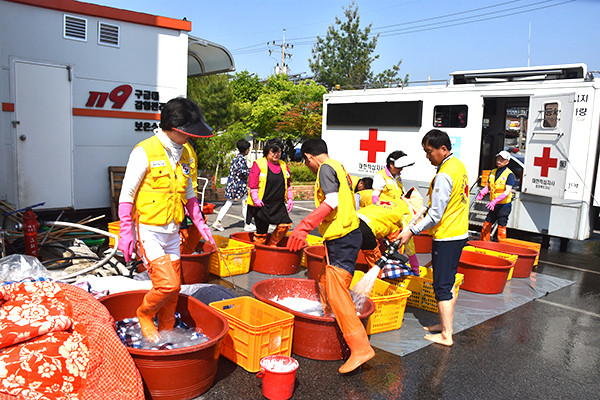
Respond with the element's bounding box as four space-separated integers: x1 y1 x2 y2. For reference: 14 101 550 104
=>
522 93 574 198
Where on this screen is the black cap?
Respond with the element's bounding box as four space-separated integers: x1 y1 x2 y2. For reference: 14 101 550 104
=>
172 113 214 138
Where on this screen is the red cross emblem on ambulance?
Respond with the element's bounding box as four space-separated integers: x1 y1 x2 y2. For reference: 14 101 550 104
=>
360 129 386 163
533 147 558 177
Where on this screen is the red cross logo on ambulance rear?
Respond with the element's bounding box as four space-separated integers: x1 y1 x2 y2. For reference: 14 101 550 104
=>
533 147 558 177
360 129 386 163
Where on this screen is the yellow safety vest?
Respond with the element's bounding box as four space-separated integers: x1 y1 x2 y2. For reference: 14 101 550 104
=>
358 189 373 208
315 159 359 240
427 157 469 240
356 198 416 255
134 136 191 226
247 157 289 206
376 168 403 200
489 167 513 204
183 142 198 195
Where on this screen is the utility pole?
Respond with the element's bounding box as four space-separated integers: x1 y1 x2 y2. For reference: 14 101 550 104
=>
268 29 293 75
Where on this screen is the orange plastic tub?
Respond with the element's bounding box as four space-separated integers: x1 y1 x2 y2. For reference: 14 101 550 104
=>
252 278 375 361
457 251 514 294
100 291 229 400
467 240 538 278
230 232 302 275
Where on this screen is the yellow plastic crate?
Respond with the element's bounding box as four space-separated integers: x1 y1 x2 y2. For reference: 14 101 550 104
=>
209 296 294 372
462 245 517 280
209 235 254 277
498 238 541 266
385 267 464 314
287 232 324 267
108 221 120 248
350 271 412 334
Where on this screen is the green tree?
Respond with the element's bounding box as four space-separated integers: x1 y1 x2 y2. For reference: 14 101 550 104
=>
309 1 408 89
187 74 245 182
231 70 264 103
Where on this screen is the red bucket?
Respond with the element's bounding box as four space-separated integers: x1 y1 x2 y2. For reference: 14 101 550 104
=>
413 233 433 253
467 240 538 278
230 232 302 275
180 241 216 284
256 355 299 400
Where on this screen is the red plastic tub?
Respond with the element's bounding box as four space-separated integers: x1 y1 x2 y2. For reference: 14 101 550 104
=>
230 232 302 275
457 251 514 294
303 245 368 280
180 241 216 284
100 291 229 400
467 240 539 278
252 278 375 360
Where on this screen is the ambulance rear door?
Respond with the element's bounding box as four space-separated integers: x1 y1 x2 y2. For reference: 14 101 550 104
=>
522 93 574 198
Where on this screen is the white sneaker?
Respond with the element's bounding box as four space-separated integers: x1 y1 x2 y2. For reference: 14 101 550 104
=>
212 221 224 231
244 223 256 232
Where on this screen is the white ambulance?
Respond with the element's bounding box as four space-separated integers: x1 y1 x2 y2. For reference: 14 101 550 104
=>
321 64 600 240
0 0 233 212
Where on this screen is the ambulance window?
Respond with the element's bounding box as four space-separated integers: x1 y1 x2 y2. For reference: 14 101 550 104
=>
543 102 559 128
433 105 468 128
326 101 422 127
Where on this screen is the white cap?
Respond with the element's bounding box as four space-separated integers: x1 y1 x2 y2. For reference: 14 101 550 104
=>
497 150 511 160
394 155 415 169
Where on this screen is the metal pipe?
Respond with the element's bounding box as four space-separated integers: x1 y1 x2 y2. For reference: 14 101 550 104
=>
44 221 119 282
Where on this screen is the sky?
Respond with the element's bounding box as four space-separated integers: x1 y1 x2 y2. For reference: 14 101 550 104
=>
90 0 600 82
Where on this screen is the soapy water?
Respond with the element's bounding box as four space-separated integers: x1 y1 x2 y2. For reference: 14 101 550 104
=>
117 318 211 350
271 292 368 317
260 356 298 373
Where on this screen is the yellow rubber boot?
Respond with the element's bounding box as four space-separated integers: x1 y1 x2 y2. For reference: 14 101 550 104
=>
480 221 493 241
136 254 181 342
325 265 375 373
268 223 292 246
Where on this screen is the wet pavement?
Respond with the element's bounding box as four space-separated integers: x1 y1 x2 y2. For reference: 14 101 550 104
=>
195 200 600 399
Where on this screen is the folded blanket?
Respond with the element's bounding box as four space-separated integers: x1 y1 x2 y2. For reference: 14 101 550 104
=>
0 281 89 400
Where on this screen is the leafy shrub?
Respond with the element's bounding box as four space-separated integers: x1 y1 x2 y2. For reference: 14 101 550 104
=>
288 161 315 184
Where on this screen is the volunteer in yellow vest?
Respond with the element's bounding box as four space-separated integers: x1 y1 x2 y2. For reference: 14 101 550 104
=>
356 198 420 274
247 138 293 246
477 150 515 241
354 177 374 210
371 150 415 204
118 97 216 343
397 129 469 347
288 138 375 374
179 140 203 254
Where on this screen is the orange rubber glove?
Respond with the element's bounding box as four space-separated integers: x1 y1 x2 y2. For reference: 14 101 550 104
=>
287 202 333 251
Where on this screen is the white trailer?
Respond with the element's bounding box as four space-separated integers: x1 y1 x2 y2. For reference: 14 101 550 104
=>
0 0 234 212
322 64 600 240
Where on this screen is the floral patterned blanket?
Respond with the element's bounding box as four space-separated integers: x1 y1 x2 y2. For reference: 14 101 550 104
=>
0 282 144 400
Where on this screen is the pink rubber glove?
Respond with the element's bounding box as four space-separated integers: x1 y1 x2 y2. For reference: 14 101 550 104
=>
287 203 333 252
286 187 294 213
408 254 420 275
185 197 216 246
250 188 264 207
118 202 135 263
372 194 380 204
476 186 489 201
486 193 507 211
